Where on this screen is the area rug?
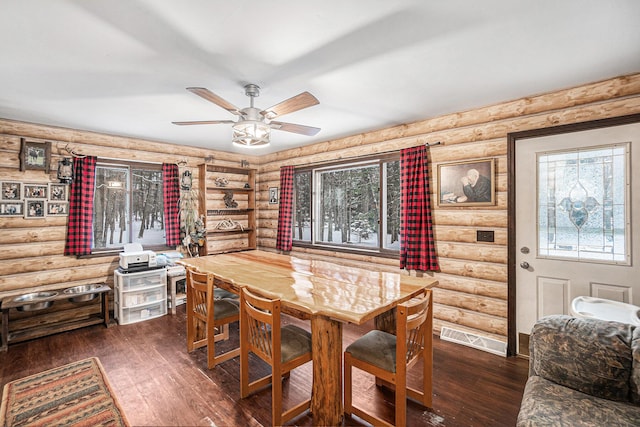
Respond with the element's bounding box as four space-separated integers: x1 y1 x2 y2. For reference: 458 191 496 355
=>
0 357 129 427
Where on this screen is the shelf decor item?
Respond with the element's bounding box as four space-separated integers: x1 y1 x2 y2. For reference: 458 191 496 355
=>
223 191 238 208
214 218 244 231
20 139 51 173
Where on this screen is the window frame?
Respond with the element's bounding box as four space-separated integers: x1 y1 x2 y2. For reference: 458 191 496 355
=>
90 159 171 256
292 153 400 258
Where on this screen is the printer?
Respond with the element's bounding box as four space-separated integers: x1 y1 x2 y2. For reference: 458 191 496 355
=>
118 243 158 273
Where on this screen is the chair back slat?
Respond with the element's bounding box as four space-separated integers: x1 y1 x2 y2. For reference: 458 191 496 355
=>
398 290 432 365
241 288 280 364
187 269 212 319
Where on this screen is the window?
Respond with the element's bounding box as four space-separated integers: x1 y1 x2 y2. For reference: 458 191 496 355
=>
292 156 400 255
537 143 629 263
93 161 165 251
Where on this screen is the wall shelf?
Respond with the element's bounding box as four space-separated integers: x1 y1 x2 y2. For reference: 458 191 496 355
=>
199 164 257 255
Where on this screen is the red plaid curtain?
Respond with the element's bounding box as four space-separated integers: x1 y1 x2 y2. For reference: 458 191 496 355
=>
276 165 295 252
400 146 439 271
64 156 97 256
163 163 181 247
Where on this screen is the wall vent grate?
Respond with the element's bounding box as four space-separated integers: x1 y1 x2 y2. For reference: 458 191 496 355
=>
440 327 507 356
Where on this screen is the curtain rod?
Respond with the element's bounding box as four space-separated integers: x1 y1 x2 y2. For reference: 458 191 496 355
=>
293 141 442 169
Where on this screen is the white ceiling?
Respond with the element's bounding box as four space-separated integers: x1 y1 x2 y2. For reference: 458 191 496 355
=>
1 1 639 155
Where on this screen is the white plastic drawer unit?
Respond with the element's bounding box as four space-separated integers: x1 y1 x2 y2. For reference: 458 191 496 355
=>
119 301 166 325
114 269 167 325
118 271 165 291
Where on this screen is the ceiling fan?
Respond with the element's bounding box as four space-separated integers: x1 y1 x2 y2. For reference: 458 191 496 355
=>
173 84 320 147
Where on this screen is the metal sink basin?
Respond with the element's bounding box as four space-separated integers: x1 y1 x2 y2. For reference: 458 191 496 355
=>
63 284 102 302
13 291 58 311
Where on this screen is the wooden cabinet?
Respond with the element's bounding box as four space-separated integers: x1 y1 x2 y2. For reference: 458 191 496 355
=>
198 164 256 255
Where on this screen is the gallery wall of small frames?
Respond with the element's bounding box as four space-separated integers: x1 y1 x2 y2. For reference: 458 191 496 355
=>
0 181 69 218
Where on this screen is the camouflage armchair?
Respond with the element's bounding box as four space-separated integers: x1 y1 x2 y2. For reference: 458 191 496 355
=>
517 315 640 426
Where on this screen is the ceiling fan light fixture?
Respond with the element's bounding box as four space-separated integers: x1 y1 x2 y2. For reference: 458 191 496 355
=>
232 120 271 148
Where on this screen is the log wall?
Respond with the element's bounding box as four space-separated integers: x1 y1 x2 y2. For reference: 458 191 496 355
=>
0 119 259 333
256 73 640 343
1 73 640 346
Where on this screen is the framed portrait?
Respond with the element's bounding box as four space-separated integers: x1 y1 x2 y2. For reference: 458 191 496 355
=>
20 139 51 173
24 200 45 219
0 202 24 216
269 187 279 204
1 181 22 201
437 158 495 207
47 202 69 216
24 183 48 199
49 183 69 201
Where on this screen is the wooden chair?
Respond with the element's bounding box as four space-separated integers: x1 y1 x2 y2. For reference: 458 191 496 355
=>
344 289 433 427
239 287 313 426
186 268 240 369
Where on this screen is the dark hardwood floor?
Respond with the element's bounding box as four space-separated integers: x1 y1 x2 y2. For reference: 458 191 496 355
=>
0 306 528 426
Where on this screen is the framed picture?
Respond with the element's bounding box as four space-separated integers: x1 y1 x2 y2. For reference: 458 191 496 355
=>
437 158 495 207
24 183 48 199
47 202 69 216
49 183 68 201
24 200 45 219
0 202 24 216
20 139 51 173
1 181 22 201
269 187 279 204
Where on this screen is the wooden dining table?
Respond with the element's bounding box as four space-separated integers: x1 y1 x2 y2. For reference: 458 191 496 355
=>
179 250 437 426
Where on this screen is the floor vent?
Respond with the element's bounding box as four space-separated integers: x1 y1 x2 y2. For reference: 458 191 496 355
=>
440 327 507 356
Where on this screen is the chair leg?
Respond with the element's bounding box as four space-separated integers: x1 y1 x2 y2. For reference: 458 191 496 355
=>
395 369 407 427
344 353 352 415
272 367 282 427
206 314 216 370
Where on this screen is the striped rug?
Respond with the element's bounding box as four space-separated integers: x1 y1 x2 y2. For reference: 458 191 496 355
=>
0 357 129 427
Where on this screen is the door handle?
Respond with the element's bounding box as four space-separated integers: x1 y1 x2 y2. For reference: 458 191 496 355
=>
520 261 530 269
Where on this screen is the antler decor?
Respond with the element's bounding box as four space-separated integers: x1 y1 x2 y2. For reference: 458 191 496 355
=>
214 218 244 231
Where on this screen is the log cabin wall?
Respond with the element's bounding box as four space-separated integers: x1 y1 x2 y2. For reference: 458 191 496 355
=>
0 119 259 333
1 73 639 347
256 73 640 344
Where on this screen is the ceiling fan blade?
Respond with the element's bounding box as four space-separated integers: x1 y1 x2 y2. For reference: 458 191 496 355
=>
172 120 234 125
261 92 319 119
271 121 321 136
186 87 242 116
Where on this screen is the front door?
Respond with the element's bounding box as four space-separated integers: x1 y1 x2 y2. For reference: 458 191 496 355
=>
515 121 640 355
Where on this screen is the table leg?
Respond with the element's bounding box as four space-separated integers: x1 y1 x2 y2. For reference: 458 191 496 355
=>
310 315 343 426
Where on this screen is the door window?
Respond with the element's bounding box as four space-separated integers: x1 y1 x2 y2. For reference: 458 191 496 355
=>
537 143 629 264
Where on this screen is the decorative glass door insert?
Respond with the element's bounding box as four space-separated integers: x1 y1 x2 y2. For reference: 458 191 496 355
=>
537 143 629 264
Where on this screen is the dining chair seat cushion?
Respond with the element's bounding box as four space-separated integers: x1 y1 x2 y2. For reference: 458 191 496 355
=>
345 329 397 373
213 299 240 320
280 325 312 364
214 288 238 300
